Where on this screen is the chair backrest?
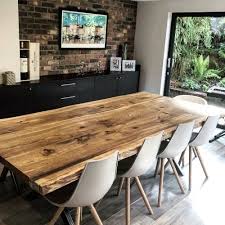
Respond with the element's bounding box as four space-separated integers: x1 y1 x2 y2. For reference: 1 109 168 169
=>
190 115 220 146
158 121 195 159
123 132 163 178
174 95 207 105
65 151 118 207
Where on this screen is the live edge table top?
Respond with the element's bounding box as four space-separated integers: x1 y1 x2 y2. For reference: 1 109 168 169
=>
0 92 218 195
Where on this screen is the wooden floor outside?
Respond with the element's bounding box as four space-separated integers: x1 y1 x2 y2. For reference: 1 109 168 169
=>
0 129 225 225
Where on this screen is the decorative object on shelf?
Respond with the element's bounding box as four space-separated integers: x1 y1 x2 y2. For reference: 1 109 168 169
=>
122 60 136 72
60 9 108 49
20 40 29 81
30 42 40 81
110 57 122 72
20 40 40 82
122 42 128 60
2 71 16 85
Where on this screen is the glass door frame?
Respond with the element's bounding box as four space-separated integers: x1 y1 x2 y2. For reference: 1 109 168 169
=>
164 12 225 96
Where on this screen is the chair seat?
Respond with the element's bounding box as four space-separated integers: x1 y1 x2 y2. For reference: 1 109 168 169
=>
46 181 78 206
117 155 136 176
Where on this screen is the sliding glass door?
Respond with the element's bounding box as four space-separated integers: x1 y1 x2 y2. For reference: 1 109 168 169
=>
164 12 225 102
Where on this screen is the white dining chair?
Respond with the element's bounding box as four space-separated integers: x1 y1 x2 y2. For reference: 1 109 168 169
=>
46 151 118 225
117 132 163 225
174 95 207 167
173 95 208 105
188 115 220 190
156 121 195 207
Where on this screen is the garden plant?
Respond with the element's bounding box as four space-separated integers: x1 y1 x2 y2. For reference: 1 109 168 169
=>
171 17 225 92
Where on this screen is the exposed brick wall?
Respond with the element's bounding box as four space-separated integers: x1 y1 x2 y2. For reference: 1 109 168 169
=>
18 0 137 76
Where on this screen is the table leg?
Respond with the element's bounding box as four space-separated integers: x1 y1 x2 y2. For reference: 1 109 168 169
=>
0 167 9 182
10 171 21 194
61 208 74 225
172 159 184 177
1 167 22 194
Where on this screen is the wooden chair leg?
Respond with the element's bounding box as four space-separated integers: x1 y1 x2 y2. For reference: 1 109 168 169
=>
189 146 192 191
48 207 64 225
117 177 125 196
168 159 185 194
75 207 81 225
89 204 103 225
125 177 131 225
135 177 153 215
158 158 165 207
154 158 161 177
195 148 208 178
80 207 83 222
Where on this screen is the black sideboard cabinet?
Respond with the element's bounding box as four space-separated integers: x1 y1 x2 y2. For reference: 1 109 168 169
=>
0 68 140 119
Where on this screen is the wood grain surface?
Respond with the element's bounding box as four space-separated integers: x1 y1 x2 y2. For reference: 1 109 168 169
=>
0 92 217 195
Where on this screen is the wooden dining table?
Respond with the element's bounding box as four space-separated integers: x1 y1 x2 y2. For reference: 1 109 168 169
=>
0 92 223 196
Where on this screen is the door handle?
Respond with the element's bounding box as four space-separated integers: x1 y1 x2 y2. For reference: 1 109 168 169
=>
167 58 171 69
60 96 76 100
61 83 76 87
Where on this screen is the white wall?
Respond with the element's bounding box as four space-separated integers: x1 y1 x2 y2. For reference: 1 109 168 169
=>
0 0 20 82
135 0 225 95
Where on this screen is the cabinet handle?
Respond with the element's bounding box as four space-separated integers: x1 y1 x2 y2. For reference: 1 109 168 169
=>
61 83 76 87
60 96 76 100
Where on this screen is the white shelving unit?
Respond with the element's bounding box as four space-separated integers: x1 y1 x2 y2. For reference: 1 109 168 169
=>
20 40 40 82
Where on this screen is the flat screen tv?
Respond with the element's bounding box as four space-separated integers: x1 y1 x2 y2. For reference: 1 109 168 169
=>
60 9 108 49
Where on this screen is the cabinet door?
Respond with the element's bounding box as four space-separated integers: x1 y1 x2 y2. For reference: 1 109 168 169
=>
0 86 32 119
57 80 79 107
32 79 87 111
117 72 139 95
75 77 95 103
32 83 60 112
94 74 117 100
57 77 95 106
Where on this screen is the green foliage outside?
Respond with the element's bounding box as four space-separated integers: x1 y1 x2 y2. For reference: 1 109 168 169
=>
219 78 225 87
171 17 225 92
